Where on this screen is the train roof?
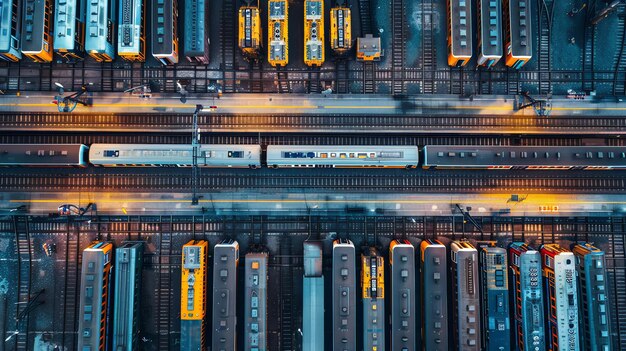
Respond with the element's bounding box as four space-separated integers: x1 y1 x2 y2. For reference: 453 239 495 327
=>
357 34 381 60
304 0 324 64
20 0 47 53
118 0 143 54
183 0 207 57
0 0 21 52
479 0 502 57
0 144 87 166
423 146 626 168
507 0 532 58
449 0 473 58
152 0 176 56
330 7 351 51
54 0 84 51
85 0 116 51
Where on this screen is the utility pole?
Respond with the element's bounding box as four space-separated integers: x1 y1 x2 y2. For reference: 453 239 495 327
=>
192 105 203 205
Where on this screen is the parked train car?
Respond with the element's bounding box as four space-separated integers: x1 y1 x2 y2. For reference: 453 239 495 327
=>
478 242 511 351
503 0 532 68
239 5 262 60
118 0 146 61
423 145 626 170
572 242 613 351
450 240 481 350
152 0 179 64
304 0 324 66
88 144 262 168
508 242 546 351
540 244 580 351
183 0 209 64
332 239 356 350
180 240 208 351
0 144 89 166
421 239 448 350
54 0 86 61
477 0 502 67
21 0 53 62
112 242 144 351
362 247 384 351
85 0 116 61
267 0 288 66
244 252 268 351
266 145 419 168
330 6 352 55
212 239 239 351
390 239 416 351
77 241 113 351
303 241 324 351
447 0 472 66
0 0 22 61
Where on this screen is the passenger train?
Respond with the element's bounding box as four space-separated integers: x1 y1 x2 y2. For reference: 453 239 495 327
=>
0 0 22 61
478 242 511 351
508 242 546 351
118 0 146 61
303 241 324 351
330 6 352 55
477 0 502 67
361 247 385 351
85 0 116 62
304 0 324 67
21 0 54 62
540 244 580 351
180 240 208 351
389 239 416 351
450 240 481 350
503 0 532 68
244 252 268 351
183 0 209 64
332 239 356 350
572 242 613 351
54 0 86 61
420 239 448 350
268 0 288 66
152 0 179 64
212 239 239 351
77 241 114 351
112 242 144 351
239 5 262 61
447 0 472 66
2 144 626 170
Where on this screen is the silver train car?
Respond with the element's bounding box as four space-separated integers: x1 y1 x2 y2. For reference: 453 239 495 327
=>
390 239 416 351
0 0 22 61
21 0 54 62
183 0 209 64
77 241 114 351
540 244 580 351
212 239 239 351
85 0 116 62
362 247 385 351
450 240 481 350
0 144 89 166
266 145 419 168
303 241 325 351
478 242 511 351
572 242 613 351
54 0 86 61
508 242 546 351
244 252 268 351
477 0 502 67
152 0 179 64
88 144 262 168
332 239 356 350
420 239 448 351
423 146 626 170
112 242 144 351
118 0 146 61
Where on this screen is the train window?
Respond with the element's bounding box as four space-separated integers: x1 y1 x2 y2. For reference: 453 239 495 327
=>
438 152 444 157
510 152 516 158
349 153 355 158
448 152 456 157
595 259 603 268
608 152 615 159
358 153 367 158
88 261 94 271
86 274 94 281
321 153 328 158
598 152 604 158
228 151 243 158
545 255 552 267
340 153 347 158
330 153 336 157
459 152 465 158
369 153 376 158
83 328 91 337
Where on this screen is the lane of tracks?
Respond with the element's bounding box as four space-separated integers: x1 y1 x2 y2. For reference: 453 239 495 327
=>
1 169 625 193
2 112 626 134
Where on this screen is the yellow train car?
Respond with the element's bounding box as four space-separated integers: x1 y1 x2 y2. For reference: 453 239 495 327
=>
268 0 288 66
180 240 208 351
238 5 262 60
330 7 352 54
361 247 385 351
304 0 324 66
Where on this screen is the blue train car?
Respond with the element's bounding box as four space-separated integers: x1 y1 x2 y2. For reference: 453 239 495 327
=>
390 239 416 351
478 242 511 351
85 0 116 61
508 242 546 351
54 0 86 61
332 239 356 350
112 242 144 351
303 241 324 351
212 239 239 351
244 252 268 351
183 0 209 64
0 0 22 61
21 0 54 62
151 0 179 64
118 0 145 61
572 243 613 351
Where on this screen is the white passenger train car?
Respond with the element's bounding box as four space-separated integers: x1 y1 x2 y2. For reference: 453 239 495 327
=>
266 145 419 168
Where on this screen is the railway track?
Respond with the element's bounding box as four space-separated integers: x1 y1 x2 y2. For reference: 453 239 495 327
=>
1 170 625 193
157 222 173 350
612 2 626 95
2 113 626 134
60 222 80 351
334 60 349 94
582 0 597 92
421 0 436 93
391 0 405 95
537 0 554 94
13 216 31 351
